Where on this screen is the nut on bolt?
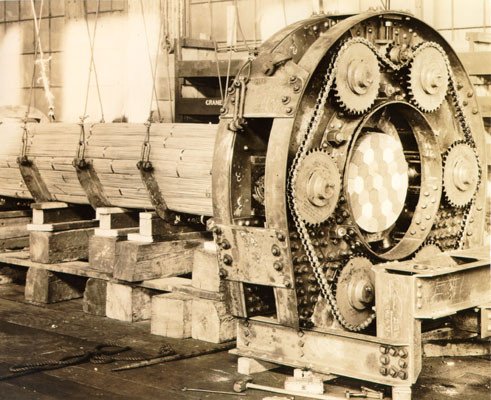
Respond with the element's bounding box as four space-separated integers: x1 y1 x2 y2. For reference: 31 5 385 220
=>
398 348 408 358
379 345 388 354
271 245 281 256
274 261 283 271
220 239 231 250
379 367 388 376
223 254 233 265
380 355 390 365
389 367 398 378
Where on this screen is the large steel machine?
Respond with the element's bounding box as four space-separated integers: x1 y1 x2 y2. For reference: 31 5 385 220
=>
0 10 489 398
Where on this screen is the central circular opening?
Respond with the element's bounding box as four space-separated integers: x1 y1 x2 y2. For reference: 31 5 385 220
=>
347 132 408 233
344 102 442 260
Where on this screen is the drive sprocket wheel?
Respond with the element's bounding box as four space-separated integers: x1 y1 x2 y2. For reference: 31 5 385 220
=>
408 45 449 112
293 148 341 226
443 141 480 208
333 42 381 114
335 256 375 329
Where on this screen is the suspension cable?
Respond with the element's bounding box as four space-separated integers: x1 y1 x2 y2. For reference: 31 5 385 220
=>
30 0 55 122
208 0 224 102
82 0 105 123
140 0 162 122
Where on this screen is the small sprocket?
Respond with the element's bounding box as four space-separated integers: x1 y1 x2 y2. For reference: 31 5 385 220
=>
335 256 375 329
443 141 480 208
407 45 449 112
293 148 341 226
333 42 381 114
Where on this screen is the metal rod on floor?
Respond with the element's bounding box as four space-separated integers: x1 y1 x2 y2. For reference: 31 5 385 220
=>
111 341 235 372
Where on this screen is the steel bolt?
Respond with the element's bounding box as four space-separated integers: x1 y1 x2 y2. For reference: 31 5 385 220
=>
219 268 228 278
286 107 293 114
398 348 408 358
389 367 398 378
274 261 283 271
399 359 407 368
380 355 390 365
272 245 281 256
389 347 397 356
293 85 301 93
276 232 286 241
220 107 227 114
290 75 297 83
223 254 233 265
399 370 408 380
220 239 231 250
379 367 388 376
284 280 292 288
281 96 290 104
379 345 388 354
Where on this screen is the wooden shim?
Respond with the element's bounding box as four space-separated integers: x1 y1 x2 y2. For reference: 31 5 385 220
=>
140 276 225 301
94 227 139 237
83 278 107 316
25 267 86 303
151 292 193 338
27 219 98 232
191 298 236 343
30 227 95 264
106 282 155 322
113 235 205 282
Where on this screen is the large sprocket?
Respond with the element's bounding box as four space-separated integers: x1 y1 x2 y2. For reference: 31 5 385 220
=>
293 148 341 226
335 256 375 329
408 45 449 112
443 141 480 208
333 42 381 114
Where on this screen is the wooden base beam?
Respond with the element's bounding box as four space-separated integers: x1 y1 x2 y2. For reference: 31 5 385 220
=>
113 232 206 282
25 267 86 303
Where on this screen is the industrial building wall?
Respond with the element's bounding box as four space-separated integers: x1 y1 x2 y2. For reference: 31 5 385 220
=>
0 0 488 123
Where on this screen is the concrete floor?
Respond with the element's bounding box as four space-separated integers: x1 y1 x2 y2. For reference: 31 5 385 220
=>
0 283 489 400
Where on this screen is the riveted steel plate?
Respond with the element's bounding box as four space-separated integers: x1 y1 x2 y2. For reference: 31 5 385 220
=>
215 225 294 287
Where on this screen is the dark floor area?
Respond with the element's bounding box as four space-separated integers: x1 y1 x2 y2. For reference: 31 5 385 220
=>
0 283 489 400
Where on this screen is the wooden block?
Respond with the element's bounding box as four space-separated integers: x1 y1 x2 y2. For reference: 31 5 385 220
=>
284 375 324 394
89 235 126 274
27 219 98 232
0 236 29 250
98 210 139 230
192 242 220 292
139 212 166 236
151 293 193 338
32 204 94 225
191 298 236 343
25 268 85 303
0 210 31 226
237 357 278 375
83 278 107 316
0 266 26 285
106 282 155 322
113 236 204 282
141 277 225 301
94 227 138 237
30 228 95 263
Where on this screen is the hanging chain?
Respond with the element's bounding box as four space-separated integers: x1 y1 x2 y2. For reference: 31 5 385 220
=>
288 37 479 331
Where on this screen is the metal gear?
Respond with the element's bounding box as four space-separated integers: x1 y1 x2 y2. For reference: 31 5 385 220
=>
413 243 443 261
408 45 449 112
333 42 381 114
443 142 480 208
293 148 341 225
335 256 375 329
